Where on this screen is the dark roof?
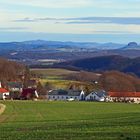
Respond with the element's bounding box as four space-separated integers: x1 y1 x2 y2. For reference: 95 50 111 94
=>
68 90 82 96
8 82 22 88
92 90 107 97
48 89 82 96
48 89 67 95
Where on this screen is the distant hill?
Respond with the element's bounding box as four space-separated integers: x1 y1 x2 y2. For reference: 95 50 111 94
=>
56 55 140 77
1 40 140 51
0 40 125 51
121 42 140 50
1 40 140 66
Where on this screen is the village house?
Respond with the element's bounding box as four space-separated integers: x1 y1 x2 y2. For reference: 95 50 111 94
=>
85 90 107 101
20 88 39 100
6 81 23 99
7 81 23 92
0 82 9 100
48 89 85 101
108 92 140 103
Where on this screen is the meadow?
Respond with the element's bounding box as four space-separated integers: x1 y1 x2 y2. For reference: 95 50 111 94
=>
0 101 140 140
30 68 91 89
30 68 79 77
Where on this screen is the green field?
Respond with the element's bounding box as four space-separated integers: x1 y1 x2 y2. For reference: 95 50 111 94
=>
30 68 92 89
30 68 78 77
0 101 140 140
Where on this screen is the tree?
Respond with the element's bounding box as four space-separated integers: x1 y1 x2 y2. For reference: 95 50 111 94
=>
37 82 47 95
23 66 31 88
45 82 54 91
99 71 140 92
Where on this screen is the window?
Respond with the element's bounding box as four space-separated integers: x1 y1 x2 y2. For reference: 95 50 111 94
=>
90 96 93 100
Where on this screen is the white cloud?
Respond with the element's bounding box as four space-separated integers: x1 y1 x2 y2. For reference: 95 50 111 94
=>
22 21 140 35
1 0 140 35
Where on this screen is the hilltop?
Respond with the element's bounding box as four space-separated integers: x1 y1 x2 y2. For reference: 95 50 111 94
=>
56 55 140 77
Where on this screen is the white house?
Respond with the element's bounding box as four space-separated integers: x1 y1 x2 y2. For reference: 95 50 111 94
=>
48 89 85 101
85 90 107 102
108 92 140 104
7 81 23 92
0 82 10 100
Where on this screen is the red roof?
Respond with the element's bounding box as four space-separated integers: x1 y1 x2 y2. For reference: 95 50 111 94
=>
109 92 140 98
0 88 9 93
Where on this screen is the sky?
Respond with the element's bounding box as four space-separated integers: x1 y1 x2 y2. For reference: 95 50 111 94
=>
0 0 140 43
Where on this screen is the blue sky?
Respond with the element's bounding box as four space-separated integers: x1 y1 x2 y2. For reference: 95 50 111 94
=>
0 0 140 43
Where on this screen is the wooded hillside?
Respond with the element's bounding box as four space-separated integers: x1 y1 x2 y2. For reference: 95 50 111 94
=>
66 71 140 92
57 55 140 77
99 71 140 92
0 58 25 83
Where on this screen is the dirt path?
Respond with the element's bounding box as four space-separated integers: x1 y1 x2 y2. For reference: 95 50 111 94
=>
0 104 6 115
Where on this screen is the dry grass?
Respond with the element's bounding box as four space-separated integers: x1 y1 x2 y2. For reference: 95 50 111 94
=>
30 68 79 76
0 104 6 115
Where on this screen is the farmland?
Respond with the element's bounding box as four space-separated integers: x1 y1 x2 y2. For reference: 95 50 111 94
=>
30 68 94 89
0 101 140 140
30 68 79 77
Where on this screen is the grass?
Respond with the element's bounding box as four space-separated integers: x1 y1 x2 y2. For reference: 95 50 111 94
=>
40 79 89 89
31 68 78 77
31 68 90 89
0 101 140 140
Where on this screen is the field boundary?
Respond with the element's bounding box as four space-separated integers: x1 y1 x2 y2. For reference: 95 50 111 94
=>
0 104 6 115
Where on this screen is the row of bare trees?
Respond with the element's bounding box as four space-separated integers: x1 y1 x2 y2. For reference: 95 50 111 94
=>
66 70 140 92
0 58 25 85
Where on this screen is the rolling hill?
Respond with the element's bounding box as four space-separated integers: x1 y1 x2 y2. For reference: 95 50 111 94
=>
56 55 140 77
121 42 140 50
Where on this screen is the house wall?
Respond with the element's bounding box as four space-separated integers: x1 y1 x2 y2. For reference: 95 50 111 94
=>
85 93 105 101
109 97 140 103
10 88 22 92
0 92 9 100
79 91 85 100
3 92 10 100
48 95 80 101
0 94 3 100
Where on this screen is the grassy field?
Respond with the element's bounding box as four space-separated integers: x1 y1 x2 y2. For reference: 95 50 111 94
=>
0 101 140 140
30 68 78 77
30 68 91 89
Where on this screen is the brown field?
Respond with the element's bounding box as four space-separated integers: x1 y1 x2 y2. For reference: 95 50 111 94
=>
30 68 79 76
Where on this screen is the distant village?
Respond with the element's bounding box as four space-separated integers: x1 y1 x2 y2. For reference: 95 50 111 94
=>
0 74 140 104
